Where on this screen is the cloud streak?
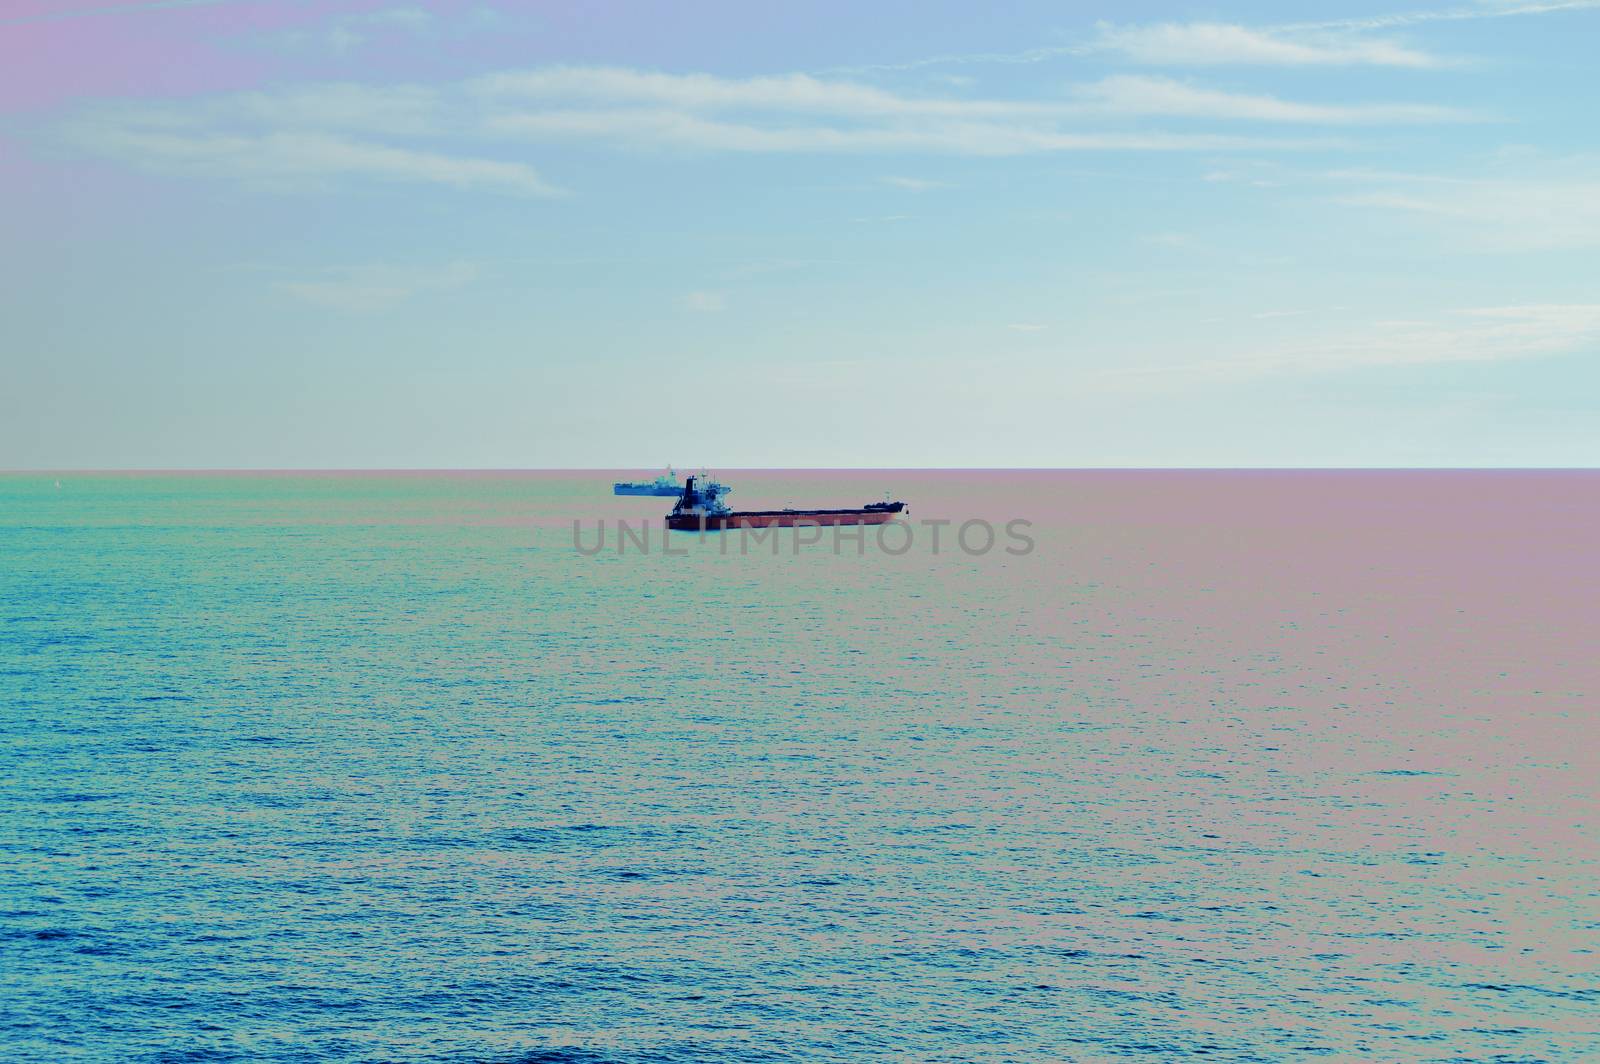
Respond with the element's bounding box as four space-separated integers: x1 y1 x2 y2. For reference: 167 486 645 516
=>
479 66 1463 126
833 2 1600 75
1283 0 1600 33
70 125 562 195
483 107 1334 155
1122 304 1600 379
682 291 727 312
474 66 1459 156
52 60 1473 193
259 6 437 56
1333 167 1600 249
1077 76 1472 124
61 101 562 195
1091 21 1445 68
278 261 480 312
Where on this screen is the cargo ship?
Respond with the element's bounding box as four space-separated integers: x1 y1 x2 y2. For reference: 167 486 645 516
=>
665 475 907 531
614 468 681 496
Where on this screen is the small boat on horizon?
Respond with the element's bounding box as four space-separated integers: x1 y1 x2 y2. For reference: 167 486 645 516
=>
614 468 682 496
664 475 907 531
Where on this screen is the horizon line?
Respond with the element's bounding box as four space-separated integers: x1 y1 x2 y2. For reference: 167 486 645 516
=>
6 466 1599 475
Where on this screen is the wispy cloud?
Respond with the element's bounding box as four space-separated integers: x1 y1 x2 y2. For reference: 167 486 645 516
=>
69 125 561 195
1202 165 1285 188
1123 304 1600 378
1078 76 1472 124
1332 167 1600 249
363 6 431 31
196 84 445 137
484 107 1329 155
1091 21 1445 68
827 1 1600 76
51 60 1468 193
474 65 1460 155
473 67 1020 118
1283 0 1600 33
258 6 434 56
278 261 480 312
61 96 562 196
682 291 727 312
881 175 948 190
475 66 1398 123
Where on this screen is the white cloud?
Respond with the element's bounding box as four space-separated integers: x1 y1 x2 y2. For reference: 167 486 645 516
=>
489 104 1350 153
474 67 973 116
1332 168 1600 249
484 106 1327 155
683 291 727 312
62 106 562 196
101 129 557 195
365 6 431 31
1077 75 1472 124
1287 304 1600 370
262 6 434 55
882 175 948 190
1202 167 1283 187
1122 304 1600 378
1092 21 1444 68
54 61 1465 195
215 84 444 136
278 261 480 312
1285 1 1600 33
826 2 1599 75
476 66 1453 157
476 63 1436 123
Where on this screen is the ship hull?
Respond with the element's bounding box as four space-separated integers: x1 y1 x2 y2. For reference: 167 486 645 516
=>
614 484 682 496
666 505 905 531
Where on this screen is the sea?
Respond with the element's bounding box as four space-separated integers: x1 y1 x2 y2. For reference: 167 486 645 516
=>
2 470 1596 1063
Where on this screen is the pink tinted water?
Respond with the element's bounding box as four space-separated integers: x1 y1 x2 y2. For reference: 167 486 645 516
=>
3 470 1595 1060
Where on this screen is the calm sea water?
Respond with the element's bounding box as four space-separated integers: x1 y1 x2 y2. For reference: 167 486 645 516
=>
2 471 1596 1063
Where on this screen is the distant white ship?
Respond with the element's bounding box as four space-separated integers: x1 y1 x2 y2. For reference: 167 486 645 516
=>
613 468 681 496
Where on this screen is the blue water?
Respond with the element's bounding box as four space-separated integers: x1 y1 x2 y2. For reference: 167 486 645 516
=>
3 472 1596 1062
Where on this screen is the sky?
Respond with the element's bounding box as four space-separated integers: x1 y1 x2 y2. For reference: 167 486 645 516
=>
2 0 1598 468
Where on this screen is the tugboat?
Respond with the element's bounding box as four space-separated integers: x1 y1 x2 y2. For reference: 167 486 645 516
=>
614 468 682 496
665 475 907 531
